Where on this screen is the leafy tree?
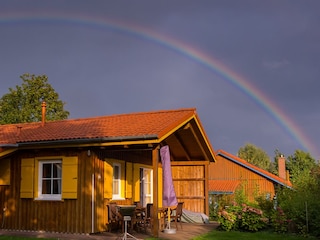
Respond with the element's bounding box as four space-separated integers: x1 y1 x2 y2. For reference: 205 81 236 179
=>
286 150 317 185
238 143 271 171
276 150 320 236
0 73 69 124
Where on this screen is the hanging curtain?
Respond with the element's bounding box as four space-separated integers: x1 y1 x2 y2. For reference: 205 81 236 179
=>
160 145 178 207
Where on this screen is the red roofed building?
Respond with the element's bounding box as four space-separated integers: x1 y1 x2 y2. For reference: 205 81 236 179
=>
0 107 216 236
209 149 292 203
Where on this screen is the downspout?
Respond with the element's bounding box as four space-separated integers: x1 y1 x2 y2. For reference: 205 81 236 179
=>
91 173 94 233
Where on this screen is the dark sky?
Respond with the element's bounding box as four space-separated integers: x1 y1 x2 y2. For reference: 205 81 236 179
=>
1 0 319 159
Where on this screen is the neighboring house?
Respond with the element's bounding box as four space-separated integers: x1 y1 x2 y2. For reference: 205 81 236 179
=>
208 149 292 203
0 107 216 235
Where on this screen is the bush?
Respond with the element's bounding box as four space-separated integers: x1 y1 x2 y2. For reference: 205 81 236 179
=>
217 203 267 232
269 207 289 233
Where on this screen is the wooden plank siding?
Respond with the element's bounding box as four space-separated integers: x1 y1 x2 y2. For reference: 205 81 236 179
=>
0 149 98 233
171 161 209 215
0 147 210 234
209 155 276 201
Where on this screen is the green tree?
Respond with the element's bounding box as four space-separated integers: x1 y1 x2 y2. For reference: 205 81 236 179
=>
238 143 271 171
275 150 320 236
0 73 69 124
286 150 317 185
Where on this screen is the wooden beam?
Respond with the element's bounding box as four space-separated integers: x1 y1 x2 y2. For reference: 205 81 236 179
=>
184 123 210 161
173 132 191 160
152 146 159 237
204 162 209 216
170 161 209 166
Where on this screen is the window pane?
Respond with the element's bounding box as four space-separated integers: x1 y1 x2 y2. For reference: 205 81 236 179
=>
53 163 62 178
113 180 119 195
53 180 61 194
42 163 52 178
42 180 51 194
114 165 119 179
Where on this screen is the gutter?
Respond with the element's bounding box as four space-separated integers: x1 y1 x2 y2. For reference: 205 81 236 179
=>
17 134 159 147
0 144 19 147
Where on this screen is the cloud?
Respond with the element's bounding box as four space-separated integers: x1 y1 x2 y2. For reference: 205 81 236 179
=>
262 59 290 70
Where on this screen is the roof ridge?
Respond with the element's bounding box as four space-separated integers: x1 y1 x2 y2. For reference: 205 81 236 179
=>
0 108 197 127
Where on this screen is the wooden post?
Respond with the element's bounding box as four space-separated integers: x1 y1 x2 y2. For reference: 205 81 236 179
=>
204 162 209 216
152 146 160 237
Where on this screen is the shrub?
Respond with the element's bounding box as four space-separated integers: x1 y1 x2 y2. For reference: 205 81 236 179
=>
270 207 289 233
217 203 267 232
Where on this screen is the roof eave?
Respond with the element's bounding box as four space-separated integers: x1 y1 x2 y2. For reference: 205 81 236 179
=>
17 134 159 147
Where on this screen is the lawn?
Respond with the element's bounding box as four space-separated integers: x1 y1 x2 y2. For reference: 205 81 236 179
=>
0 230 317 240
191 230 317 240
144 230 317 240
0 237 55 240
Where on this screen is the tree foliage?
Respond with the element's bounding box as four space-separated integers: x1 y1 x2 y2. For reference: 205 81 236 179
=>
0 73 69 124
286 150 317 185
237 143 271 171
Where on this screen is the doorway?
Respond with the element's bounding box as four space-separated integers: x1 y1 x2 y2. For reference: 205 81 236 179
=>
139 168 153 207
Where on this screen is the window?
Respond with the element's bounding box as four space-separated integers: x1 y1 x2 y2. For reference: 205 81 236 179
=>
38 160 62 200
21 157 78 199
112 163 121 199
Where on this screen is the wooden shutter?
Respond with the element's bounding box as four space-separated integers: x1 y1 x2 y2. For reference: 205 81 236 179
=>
104 160 113 198
62 156 78 199
125 162 133 198
20 158 34 198
133 164 140 202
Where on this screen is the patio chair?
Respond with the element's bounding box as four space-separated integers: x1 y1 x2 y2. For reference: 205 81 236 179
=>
169 202 184 230
107 202 122 232
145 203 154 231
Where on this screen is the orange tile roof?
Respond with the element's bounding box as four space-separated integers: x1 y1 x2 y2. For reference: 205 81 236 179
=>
0 108 196 145
216 149 292 188
208 180 241 194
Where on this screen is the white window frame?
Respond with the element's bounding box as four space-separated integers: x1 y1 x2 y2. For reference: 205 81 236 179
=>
37 160 62 201
112 163 121 199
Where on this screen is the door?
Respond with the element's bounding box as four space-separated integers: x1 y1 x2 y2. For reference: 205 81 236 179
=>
140 168 153 207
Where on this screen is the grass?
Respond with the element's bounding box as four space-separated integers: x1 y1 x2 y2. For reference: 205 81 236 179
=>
0 230 317 240
144 229 317 240
0 237 55 240
191 230 317 240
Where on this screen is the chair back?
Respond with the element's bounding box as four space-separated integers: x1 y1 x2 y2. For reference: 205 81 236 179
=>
108 202 119 221
176 202 184 216
146 203 153 218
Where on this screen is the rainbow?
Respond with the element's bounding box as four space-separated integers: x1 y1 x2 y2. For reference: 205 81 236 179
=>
1 12 317 157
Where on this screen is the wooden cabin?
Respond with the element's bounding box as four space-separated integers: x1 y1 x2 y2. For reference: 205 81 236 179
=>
0 108 216 236
208 149 292 203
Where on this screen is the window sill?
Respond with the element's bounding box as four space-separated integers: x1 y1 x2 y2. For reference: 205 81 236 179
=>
112 197 125 201
35 197 62 201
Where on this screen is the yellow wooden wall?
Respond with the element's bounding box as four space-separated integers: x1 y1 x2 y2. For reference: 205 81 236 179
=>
0 147 207 234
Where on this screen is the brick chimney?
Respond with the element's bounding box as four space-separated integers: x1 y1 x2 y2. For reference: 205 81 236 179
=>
278 154 286 180
41 101 46 126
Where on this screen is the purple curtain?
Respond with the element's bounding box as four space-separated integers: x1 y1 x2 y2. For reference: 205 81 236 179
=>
160 145 178 207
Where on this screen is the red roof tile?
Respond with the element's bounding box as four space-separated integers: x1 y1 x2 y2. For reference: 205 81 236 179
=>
0 108 196 144
208 180 241 194
216 149 292 188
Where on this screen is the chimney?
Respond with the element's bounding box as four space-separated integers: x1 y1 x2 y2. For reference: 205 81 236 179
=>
278 154 286 180
41 101 46 126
